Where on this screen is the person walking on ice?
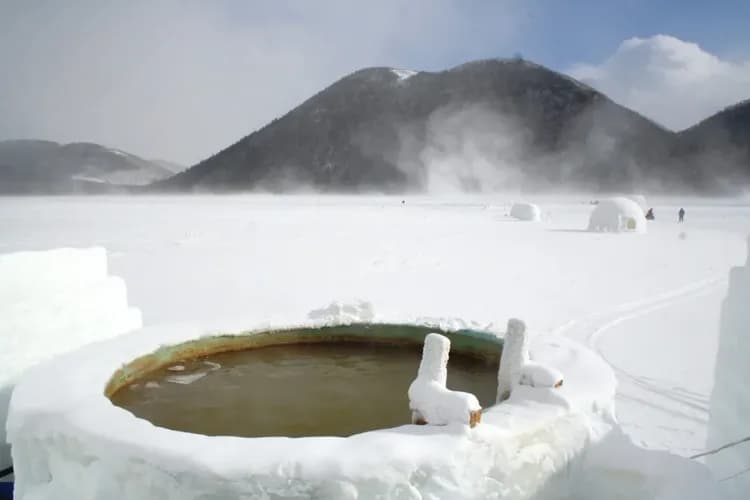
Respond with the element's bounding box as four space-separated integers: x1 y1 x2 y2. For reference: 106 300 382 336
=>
679 208 685 223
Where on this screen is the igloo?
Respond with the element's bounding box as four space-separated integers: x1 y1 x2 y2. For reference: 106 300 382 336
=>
510 202 542 221
587 197 648 233
624 194 648 213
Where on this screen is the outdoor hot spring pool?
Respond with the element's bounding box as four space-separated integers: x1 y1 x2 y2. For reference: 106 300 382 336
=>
109 324 502 437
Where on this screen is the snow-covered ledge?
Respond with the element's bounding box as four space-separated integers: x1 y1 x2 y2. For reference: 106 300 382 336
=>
7 314 616 500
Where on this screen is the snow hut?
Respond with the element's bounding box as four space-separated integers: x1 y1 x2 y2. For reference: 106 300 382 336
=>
510 202 542 221
625 194 648 213
587 197 648 233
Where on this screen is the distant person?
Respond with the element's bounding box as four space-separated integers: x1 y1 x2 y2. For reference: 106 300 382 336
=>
679 208 685 223
645 208 655 220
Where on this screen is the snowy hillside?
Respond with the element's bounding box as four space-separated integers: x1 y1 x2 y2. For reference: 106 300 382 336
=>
0 140 176 194
158 58 750 195
158 59 688 194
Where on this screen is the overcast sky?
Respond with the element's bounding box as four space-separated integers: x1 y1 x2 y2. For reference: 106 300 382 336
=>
1 0 749 165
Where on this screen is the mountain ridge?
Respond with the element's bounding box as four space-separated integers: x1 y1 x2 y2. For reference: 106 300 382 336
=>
0 140 181 194
159 58 693 194
3 58 747 195
157 57 748 194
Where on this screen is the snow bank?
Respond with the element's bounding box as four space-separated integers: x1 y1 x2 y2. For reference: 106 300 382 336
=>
546 427 722 500
0 247 141 470
587 197 648 233
7 316 623 500
707 235 750 498
510 202 542 221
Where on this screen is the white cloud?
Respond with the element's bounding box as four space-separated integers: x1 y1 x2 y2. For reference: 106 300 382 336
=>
569 35 750 131
0 1 521 165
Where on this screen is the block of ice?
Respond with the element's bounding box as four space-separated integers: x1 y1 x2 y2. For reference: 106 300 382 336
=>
0 247 141 469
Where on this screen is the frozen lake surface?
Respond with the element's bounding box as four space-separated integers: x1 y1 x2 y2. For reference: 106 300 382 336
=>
2 194 749 495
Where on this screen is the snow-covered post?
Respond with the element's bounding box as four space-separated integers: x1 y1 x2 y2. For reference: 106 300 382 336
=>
416 332 449 386
496 318 529 403
408 333 482 428
410 333 449 425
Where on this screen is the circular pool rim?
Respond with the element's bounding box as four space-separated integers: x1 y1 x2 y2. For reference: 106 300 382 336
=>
105 323 504 400
6 316 617 499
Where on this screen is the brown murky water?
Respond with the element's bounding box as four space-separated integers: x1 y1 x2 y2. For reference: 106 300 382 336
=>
111 341 499 437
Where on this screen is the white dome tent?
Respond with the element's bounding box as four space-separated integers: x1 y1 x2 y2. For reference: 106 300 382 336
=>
510 202 542 221
588 197 648 233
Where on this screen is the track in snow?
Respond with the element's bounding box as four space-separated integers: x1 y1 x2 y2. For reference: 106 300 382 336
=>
551 275 727 456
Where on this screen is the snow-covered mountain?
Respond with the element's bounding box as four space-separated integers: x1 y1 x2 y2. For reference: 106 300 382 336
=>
157 57 748 194
0 140 178 194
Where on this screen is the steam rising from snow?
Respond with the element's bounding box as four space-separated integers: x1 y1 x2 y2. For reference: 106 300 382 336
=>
395 101 654 195
398 104 532 193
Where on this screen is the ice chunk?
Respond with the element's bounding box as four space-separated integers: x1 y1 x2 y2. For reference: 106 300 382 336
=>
165 372 207 385
706 235 750 497
0 247 108 303
0 247 141 470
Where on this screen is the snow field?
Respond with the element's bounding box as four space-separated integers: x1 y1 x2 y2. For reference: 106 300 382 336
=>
1 194 749 498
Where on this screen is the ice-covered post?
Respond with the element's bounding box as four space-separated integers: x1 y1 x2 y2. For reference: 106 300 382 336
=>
496 318 529 403
408 333 482 428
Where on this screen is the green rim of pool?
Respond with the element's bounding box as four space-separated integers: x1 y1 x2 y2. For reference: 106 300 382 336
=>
108 323 503 438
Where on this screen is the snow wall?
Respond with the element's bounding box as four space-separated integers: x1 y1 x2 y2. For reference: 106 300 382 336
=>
707 236 750 498
0 247 142 470
587 197 647 233
510 202 542 222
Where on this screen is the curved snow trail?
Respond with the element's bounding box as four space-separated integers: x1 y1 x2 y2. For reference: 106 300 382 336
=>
551 274 728 456
585 277 725 363
551 275 726 340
